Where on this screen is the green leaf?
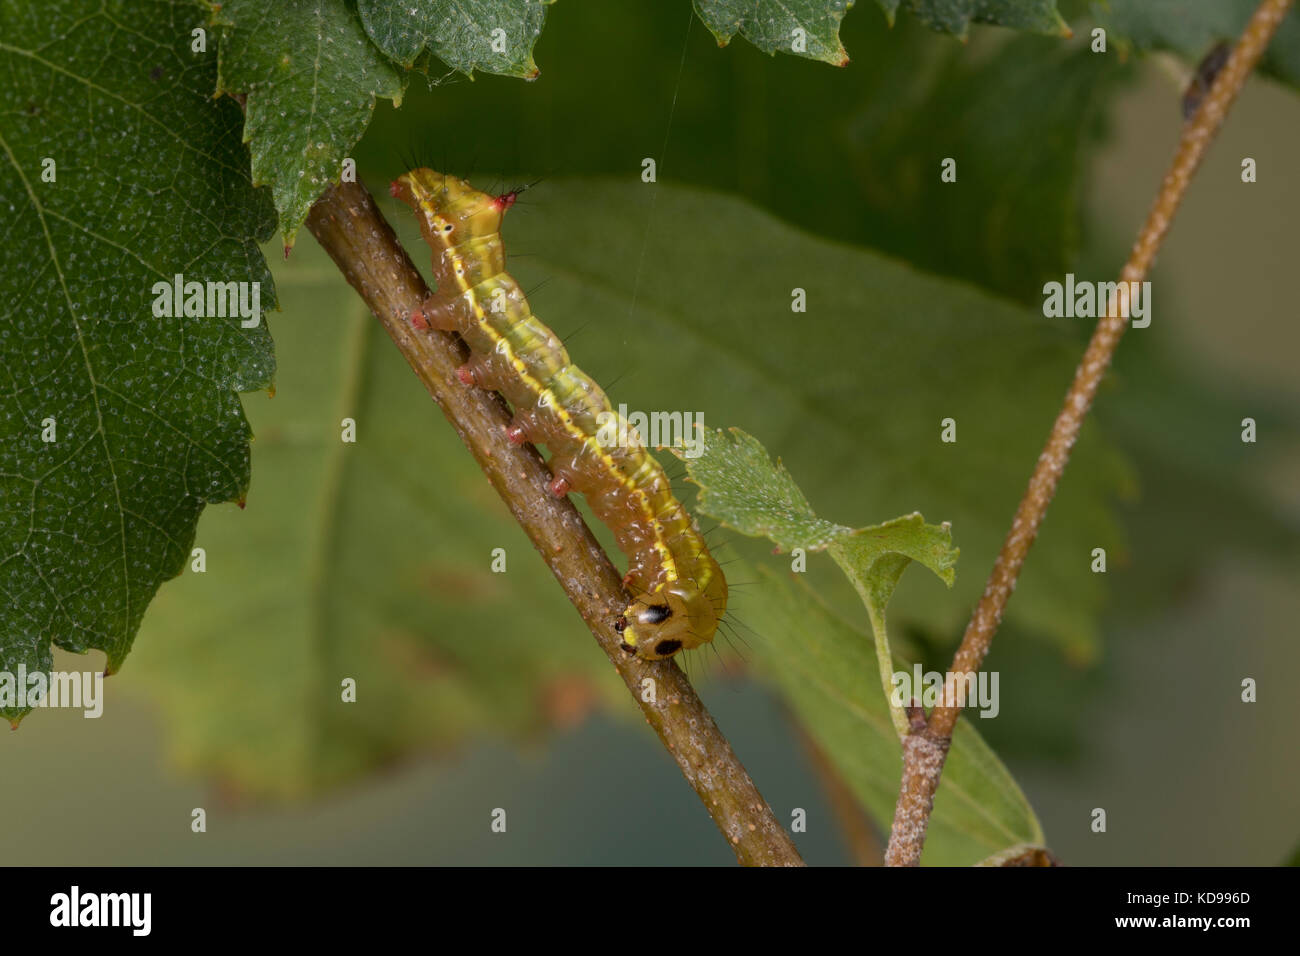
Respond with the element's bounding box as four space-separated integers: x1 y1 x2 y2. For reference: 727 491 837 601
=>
125 241 625 797
681 426 853 550
1091 0 1300 92
677 427 958 735
843 33 1125 302
744 564 1044 865
0 0 276 722
896 0 1069 38
209 0 406 244
829 518 958 733
358 0 550 77
693 0 852 65
360 11 1124 306
693 0 1068 64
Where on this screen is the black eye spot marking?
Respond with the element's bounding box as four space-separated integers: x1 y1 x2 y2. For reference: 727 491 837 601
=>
613 616 627 633
619 642 637 656
654 640 682 657
639 604 672 625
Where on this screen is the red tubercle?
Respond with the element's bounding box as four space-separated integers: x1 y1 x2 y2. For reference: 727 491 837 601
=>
410 308 429 330
548 475 571 498
456 364 476 386
389 180 402 198
505 422 528 445
493 191 518 212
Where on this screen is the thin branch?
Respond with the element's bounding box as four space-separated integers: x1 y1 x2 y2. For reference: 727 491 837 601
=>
884 0 1295 867
305 179 804 867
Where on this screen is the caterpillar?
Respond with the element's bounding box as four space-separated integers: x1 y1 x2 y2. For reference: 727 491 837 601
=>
389 169 726 661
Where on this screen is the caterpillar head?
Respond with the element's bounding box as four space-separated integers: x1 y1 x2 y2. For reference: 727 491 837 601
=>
390 168 520 243
616 586 716 661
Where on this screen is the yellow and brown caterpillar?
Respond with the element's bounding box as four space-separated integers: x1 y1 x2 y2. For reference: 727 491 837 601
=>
390 169 726 660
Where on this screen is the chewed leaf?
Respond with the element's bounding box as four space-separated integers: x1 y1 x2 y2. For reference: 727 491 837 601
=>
830 515 958 734
677 426 850 551
678 427 958 735
830 514 958 604
210 0 406 244
359 0 551 77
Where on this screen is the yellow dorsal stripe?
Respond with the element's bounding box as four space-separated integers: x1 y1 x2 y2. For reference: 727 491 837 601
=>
421 196 679 586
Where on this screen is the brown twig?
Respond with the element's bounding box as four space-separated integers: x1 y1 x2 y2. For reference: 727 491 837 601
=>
305 179 803 867
884 0 1295 867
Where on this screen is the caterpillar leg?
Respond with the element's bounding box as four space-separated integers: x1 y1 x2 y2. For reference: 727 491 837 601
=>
547 458 584 498
408 294 462 332
456 353 501 389
505 408 546 446
408 295 443 330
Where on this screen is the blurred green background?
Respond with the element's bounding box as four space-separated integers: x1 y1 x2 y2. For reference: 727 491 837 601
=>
2 1 1297 865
